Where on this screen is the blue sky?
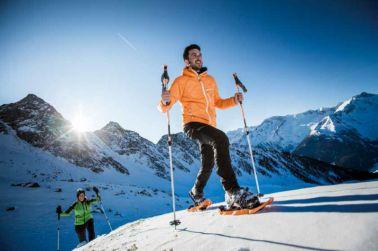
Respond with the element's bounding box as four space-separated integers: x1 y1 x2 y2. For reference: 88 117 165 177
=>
0 0 377 142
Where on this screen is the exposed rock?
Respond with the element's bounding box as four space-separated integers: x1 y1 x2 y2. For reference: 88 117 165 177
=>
6 207 16 211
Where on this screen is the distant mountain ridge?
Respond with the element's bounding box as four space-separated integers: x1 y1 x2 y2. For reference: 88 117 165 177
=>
295 92 378 171
228 92 378 172
0 94 129 174
1 92 375 186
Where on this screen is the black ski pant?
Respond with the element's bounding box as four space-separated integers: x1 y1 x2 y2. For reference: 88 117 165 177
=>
184 122 240 194
75 218 95 243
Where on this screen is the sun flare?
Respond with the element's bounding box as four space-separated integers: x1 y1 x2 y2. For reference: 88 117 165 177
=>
72 108 89 133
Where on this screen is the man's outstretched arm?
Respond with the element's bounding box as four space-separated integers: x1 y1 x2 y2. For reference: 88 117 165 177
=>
214 83 241 109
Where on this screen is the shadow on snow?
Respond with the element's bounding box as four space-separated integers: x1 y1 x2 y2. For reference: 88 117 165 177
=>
178 228 340 251
265 194 378 213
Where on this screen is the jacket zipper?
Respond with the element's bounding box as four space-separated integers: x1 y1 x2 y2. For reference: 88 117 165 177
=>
81 202 86 224
199 78 212 125
188 67 212 125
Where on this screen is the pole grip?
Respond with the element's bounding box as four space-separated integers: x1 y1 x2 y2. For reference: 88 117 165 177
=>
233 73 248 93
161 65 169 89
161 64 171 105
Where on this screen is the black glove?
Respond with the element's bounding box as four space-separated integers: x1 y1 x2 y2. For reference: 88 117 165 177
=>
56 205 62 215
93 186 99 195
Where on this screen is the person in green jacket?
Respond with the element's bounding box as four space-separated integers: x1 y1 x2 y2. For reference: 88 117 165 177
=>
57 188 100 244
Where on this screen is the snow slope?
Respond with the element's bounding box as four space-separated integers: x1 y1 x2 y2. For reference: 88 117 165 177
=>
76 180 378 251
0 123 193 251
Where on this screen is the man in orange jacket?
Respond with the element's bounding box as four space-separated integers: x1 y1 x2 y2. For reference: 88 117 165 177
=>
158 44 259 209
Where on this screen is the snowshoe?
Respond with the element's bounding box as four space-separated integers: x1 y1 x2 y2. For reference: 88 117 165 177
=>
187 189 212 212
219 197 274 215
225 187 260 209
188 199 212 212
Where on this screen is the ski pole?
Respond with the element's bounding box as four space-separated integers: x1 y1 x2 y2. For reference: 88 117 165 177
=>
161 65 181 229
56 206 62 251
233 73 263 198
93 187 113 231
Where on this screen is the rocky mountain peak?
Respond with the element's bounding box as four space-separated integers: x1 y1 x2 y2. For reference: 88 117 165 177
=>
101 121 126 133
355 92 375 99
22 93 45 103
17 94 57 113
335 92 377 114
0 94 67 135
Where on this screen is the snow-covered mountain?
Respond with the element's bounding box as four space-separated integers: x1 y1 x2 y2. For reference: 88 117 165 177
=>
228 92 378 171
228 107 335 151
0 93 376 250
295 92 378 171
94 121 170 179
75 180 378 251
0 94 129 175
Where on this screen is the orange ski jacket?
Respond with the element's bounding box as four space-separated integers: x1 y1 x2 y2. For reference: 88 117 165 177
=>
158 67 237 128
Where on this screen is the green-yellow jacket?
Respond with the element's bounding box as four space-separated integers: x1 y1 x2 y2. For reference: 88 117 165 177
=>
60 196 100 225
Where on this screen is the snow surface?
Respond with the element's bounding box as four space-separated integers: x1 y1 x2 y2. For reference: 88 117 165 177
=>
313 116 336 136
335 98 352 113
76 180 378 251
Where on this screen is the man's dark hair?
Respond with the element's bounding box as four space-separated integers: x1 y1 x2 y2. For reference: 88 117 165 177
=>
183 44 201 60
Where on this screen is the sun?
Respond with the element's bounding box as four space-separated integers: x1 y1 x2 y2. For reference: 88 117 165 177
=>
71 108 90 133
72 117 88 132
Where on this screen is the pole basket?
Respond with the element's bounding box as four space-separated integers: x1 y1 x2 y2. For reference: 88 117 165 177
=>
169 219 181 226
